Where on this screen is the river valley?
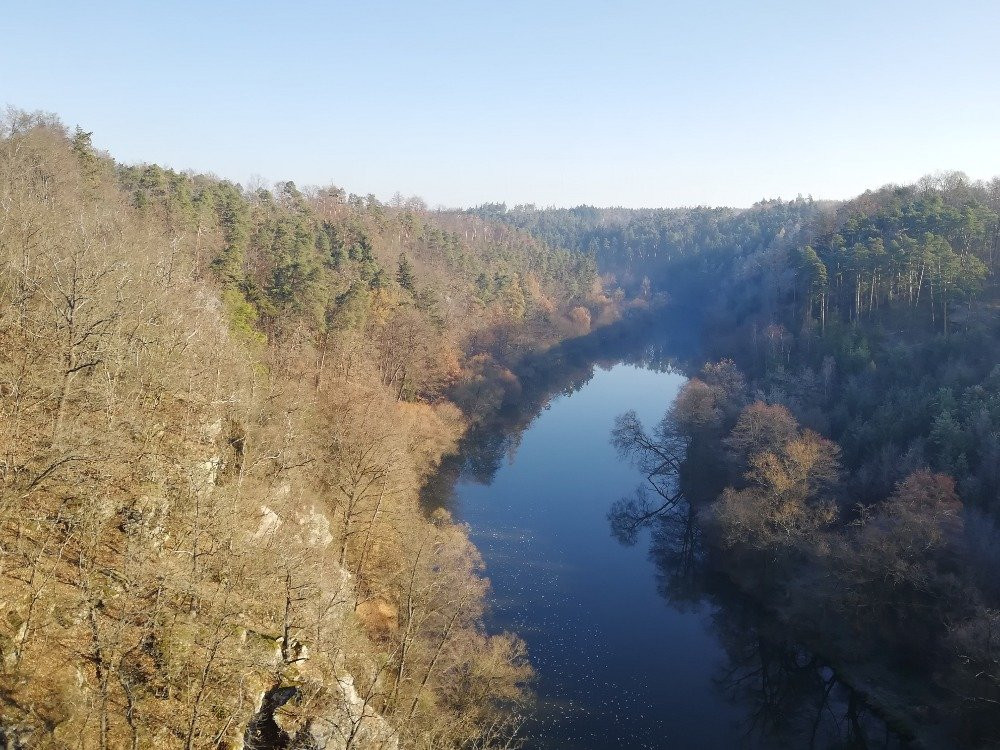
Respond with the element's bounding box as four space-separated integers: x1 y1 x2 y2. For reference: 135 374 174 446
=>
437 326 907 750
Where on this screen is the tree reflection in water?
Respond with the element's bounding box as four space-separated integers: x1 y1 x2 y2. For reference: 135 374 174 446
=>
710 604 904 749
609 456 908 749
426 308 910 748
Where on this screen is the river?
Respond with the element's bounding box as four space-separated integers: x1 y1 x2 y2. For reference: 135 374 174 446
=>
440 326 906 749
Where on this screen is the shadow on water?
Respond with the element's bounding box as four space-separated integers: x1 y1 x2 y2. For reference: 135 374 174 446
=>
619 499 908 749
608 407 910 749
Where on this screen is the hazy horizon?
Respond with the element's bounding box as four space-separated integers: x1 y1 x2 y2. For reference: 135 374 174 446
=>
4 0 998 208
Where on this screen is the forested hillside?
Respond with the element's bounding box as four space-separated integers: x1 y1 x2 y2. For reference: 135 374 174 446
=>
689 180 1000 745
115 160 600 397
466 199 825 297
708 176 1000 508
515 176 1000 745
0 110 612 749
482 176 1000 507
4 99 999 748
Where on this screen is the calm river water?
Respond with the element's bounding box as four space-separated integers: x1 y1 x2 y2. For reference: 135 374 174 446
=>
448 349 905 749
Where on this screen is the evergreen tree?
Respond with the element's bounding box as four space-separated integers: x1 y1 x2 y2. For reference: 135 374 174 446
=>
70 126 102 191
397 252 416 293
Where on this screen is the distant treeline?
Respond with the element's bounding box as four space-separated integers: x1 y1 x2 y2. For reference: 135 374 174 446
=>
464 198 826 296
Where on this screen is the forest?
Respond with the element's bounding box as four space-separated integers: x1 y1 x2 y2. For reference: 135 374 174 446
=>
495 177 1000 745
3 101 1000 749
0 110 623 749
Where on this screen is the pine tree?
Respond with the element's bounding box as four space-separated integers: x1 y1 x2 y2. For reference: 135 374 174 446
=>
397 253 416 293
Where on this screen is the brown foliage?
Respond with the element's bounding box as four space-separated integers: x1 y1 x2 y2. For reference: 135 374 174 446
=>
709 415 840 552
567 305 592 335
668 379 721 438
0 114 531 749
724 401 798 467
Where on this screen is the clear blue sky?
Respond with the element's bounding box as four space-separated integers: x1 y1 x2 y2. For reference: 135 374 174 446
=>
3 1 998 208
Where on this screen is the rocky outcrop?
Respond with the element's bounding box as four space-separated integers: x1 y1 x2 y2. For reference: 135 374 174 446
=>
235 495 396 750
299 672 398 750
240 671 398 750
244 686 300 749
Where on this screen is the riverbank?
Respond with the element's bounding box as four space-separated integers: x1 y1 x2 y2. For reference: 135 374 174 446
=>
426 304 912 748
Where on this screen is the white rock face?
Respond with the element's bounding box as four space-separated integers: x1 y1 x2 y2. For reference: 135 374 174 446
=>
296 505 334 547
192 456 222 493
201 419 223 443
253 505 283 539
306 671 399 750
232 495 395 749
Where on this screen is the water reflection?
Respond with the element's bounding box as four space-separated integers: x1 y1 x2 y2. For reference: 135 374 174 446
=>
610 453 908 749
424 308 701 512
433 306 907 749
710 605 903 749
647 502 704 610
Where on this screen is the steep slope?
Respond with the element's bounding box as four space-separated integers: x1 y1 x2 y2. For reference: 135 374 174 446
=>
0 112 615 749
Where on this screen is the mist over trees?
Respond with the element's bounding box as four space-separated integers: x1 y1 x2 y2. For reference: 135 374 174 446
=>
465 199 826 300
489 173 1000 510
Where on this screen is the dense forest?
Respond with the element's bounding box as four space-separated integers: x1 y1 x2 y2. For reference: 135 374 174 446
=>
4 100 1000 749
498 177 1000 745
465 199 826 299
0 110 623 749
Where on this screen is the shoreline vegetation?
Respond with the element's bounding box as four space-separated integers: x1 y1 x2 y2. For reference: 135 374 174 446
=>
611 362 960 748
502 182 998 747
3 103 999 749
0 110 643 749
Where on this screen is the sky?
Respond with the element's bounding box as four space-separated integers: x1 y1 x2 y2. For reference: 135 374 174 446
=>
2 0 999 208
